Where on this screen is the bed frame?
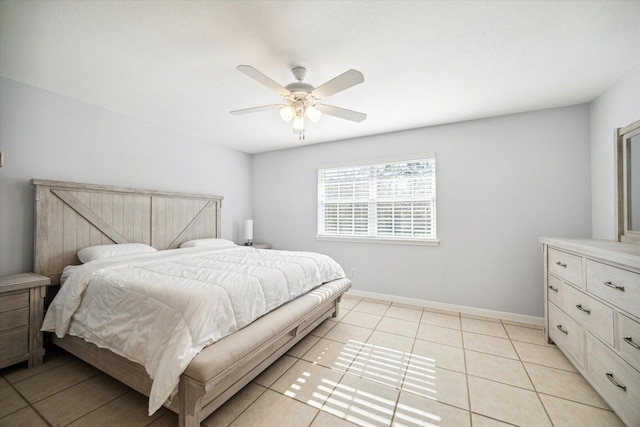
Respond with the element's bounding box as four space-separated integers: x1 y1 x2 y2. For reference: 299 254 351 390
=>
32 179 350 426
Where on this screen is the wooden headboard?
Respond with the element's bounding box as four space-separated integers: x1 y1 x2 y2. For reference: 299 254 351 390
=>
32 179 223 284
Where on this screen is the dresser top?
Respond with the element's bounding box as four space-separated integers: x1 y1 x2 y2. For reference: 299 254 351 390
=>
540 238 640 270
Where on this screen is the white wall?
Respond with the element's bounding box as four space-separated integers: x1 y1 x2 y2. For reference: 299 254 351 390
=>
252 106 591 317
590 62 640 240
0 77 252 276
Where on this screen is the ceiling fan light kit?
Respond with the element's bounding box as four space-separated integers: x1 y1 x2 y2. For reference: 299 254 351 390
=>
230 65 367 140
305 106 322 123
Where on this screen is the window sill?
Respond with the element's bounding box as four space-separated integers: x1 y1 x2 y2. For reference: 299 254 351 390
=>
316 236 439 246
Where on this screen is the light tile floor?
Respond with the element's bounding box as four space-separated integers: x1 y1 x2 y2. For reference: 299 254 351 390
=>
0 294 627 427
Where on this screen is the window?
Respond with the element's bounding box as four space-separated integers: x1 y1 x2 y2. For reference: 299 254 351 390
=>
317 154 437 244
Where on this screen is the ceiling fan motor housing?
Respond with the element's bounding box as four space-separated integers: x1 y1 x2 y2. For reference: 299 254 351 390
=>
286 67 316 99
285 82 315 94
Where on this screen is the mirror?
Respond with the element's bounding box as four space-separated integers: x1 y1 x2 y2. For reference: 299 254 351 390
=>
617 118 640 243
630 133 640 230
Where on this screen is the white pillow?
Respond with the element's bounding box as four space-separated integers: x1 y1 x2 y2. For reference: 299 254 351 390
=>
179 238 236 248
78 243 157 263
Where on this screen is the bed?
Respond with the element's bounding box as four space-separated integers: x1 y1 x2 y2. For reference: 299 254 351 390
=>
32 179 351 427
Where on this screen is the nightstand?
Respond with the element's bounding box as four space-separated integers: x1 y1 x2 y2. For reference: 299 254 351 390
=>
0 273 51 369
252 243 272 249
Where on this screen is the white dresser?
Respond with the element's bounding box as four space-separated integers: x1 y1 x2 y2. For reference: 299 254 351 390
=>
541 238 640 426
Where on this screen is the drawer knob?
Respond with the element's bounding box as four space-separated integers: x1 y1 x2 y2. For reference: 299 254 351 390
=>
603 281 625 291
547 285 558 293
623 336 640 350
575 304 591 314
556 324 568 334
555 261 567 268
605 372 627 391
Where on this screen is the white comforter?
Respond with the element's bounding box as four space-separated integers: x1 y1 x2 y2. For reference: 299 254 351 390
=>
42 245 345 414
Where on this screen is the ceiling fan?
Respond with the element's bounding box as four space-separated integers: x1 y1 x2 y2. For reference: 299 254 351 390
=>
230 65 367 140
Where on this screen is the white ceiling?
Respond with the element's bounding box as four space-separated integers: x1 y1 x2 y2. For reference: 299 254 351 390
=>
1 1 639 154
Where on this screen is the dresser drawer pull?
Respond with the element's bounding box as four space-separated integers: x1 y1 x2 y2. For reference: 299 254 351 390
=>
556 324 568 334
623 336 640 350
547 285 558 293
605 372 627 391
555 261 567 268
603 281 625 291
575 304 591 314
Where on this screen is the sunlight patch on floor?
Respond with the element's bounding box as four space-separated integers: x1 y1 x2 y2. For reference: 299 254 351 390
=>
278 338 454 426
323 381 398 427
393 400 443 427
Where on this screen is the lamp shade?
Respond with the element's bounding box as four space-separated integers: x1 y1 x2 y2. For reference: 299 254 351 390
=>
293 115 305 131
244 219 253 241
305 106 322 123
279 106 295 122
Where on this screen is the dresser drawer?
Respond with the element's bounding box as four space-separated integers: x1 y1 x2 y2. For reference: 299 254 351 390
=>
548 248 583 287
547 274 562 306
0 326 29 362
587 260 640 318
562 284 614 346
549 302 584 367
619 314 640 372
586 333 640 427
0 291 29 313
0 307 29 332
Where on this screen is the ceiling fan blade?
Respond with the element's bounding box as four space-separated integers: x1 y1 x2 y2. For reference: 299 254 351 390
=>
316 104 367 122
229 104 285 115
237 65 290 96
311 69 364 99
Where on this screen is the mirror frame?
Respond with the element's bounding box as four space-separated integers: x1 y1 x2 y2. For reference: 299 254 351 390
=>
617 118 640 244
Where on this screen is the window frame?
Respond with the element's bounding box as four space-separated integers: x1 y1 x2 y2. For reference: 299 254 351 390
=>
316 153 438 246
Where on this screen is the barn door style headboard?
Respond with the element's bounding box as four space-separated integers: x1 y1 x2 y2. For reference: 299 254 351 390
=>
32 179 223 284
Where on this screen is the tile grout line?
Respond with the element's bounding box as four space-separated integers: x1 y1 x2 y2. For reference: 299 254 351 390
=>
386 304 425 426
345 321 398 425
68 388 146 427
1 373 54 427
503 318 556 427
1 355 75 385
220 383 268 427
460 311 474 427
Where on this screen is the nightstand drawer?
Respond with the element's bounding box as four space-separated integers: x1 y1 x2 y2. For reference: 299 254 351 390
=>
548 248 583 287
0 326 29 361
0 307 29 332
0 291 29 313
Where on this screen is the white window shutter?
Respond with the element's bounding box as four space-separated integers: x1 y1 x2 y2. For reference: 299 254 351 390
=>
318 155 436 242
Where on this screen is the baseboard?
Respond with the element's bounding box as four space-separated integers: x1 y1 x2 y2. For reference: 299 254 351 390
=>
346 289 544 327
